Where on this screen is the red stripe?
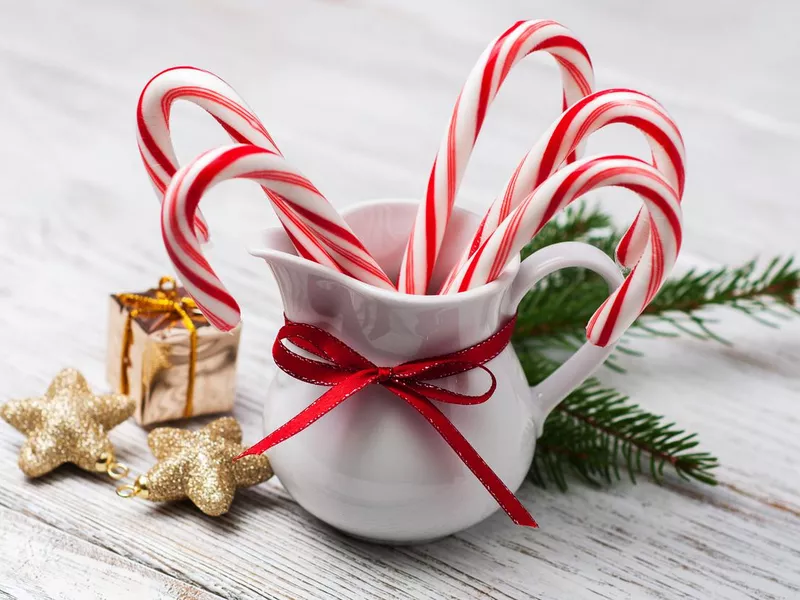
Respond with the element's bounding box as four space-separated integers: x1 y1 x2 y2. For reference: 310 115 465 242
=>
646 225 664 304
216 118 251 145
404 227 416 292
498 20 554 82
488 196 528 281
139 77 276 185
536 38 592 97
586 296 604 332
534 33 592 66
620 183 682 250
552 54 592 97
468 214 490 258
538 158 602 226
413 21 597 294
591 267 636 347
615 212 640 265
269 193 341 270
422 161 439 293
282 197 375 255
476 22 523 136
438 260 460 294
179 158 381 280
477 160 598 288
161 84 270 138
568 163 680 251
500 160 523 221
250 174 363 259
490 201 527 280
484 158 679 290
139 148 167 193
137 88 175 180
601 113 684 196
284 228 315 262
160 87 268 140
457 241 487 293
537 92 684 196
536 93 596 185
535 91 620 185
243 170 320 194
313 229 390 283
170 146 265 309
447 94 461 201
162 164 239 317
163 241 238 320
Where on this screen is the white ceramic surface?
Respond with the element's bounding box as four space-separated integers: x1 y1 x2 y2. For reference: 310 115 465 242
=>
249 199 624 543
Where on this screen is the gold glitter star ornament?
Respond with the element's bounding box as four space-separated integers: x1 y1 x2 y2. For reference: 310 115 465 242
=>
118 417 273 516
1 369 135 477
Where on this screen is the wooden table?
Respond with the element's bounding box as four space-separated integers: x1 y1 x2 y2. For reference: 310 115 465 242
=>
1 1 798 598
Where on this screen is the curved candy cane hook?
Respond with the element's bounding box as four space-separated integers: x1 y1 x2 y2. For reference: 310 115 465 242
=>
446 155 683 347
161 145 395 332
442 88 685 291
137 66 281 243
398 19 595 294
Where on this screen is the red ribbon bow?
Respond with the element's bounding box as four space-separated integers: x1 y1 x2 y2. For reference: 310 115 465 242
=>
238 316 537 528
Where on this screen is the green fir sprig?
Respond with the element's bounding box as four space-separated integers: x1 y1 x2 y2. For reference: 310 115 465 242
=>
517 203 799 490
519 347 719 490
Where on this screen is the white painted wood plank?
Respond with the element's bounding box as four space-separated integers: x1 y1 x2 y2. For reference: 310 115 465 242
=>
0 507 221 600
1 437 799 600
0 0 798 598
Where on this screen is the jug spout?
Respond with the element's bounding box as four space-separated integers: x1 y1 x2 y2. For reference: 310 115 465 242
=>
248 225 350 289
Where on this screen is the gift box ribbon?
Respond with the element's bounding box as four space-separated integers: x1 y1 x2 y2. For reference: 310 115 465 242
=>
117 276 206 418
237 315 537 528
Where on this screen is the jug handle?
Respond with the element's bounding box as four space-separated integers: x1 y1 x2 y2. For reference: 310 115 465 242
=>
503 242 625 437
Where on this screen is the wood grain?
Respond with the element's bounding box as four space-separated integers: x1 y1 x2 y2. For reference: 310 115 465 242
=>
0 507 220 600
0 0 798 598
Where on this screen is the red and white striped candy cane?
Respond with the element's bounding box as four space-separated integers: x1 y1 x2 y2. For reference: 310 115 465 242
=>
397 20 595 294
445 155 683 347
137 66 281 243
139 67 391 287
440 88 685 292
162 144 395 330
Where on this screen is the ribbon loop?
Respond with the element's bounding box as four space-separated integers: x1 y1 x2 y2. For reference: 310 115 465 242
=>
240 315 537 528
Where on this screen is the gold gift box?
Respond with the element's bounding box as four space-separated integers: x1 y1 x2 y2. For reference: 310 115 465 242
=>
106 277 240 425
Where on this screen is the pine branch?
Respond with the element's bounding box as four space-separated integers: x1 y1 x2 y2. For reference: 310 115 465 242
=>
639 258 800 339
514 205 800 343
512 202 796 490
519 345 719 490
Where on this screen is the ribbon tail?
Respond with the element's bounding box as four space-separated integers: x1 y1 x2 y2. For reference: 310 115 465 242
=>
389 384 538 528
235 372 376 460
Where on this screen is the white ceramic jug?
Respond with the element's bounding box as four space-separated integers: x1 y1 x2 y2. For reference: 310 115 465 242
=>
250 199 623 543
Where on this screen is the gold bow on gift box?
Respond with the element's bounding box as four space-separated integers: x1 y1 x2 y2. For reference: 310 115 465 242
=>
107 276 240 425
117 276 205 417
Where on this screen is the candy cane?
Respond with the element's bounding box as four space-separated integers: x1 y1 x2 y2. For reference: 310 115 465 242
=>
162 144 395 331
139 67 389 286
445 155 683 347
137 66 281 243
441 88 685 292
397 20 595 294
